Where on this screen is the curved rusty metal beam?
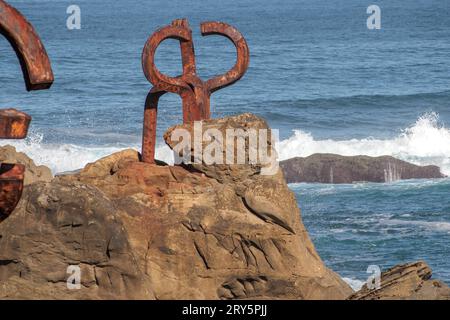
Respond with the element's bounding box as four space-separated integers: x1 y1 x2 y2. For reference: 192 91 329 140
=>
0 0 54 91
142 23 191 93
0 0 54 221
201 21 250 93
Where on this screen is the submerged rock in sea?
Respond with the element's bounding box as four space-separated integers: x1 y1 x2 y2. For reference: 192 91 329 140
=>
348 261 450 300
0 114 352 300
280 153 445 184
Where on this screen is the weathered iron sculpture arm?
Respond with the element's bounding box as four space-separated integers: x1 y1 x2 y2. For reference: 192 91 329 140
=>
0 0 54 221
201 21 249 93
0 0 54 91
142 25 191 94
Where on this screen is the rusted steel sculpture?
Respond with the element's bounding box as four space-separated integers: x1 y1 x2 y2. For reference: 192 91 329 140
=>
141 19 249 163
0 0 54 221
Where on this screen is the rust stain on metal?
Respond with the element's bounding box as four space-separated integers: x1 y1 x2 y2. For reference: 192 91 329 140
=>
0 163 24 222
0 0 54 90
141 19 249 163
0 108 31 139
0 0 54 220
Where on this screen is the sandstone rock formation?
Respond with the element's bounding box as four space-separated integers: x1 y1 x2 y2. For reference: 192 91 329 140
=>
280 154 445 184
349 261 450 300
0 145 52 185
0 180 153 299
2 114 448 300
0 114 352 299
164 113 277 184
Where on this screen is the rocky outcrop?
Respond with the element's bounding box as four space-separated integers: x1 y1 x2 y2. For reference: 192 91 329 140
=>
349 261 450 300
0 114 352 300
280 154 445 184
0 180 153 299
0 145 52 185
164 113 277 185
0 115 449 300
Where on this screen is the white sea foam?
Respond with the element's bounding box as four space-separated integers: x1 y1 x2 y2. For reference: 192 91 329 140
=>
381 219 450 233
1 113 449 175
0 132 174 174
277 112 450 175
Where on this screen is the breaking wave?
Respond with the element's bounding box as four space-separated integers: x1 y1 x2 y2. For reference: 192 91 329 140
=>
0 132 174 174
277 112 450 175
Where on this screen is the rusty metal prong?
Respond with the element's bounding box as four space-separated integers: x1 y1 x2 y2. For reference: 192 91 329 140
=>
0 109 31 139
201 21 249 93
142 88 167 164
142 25 192 93
0 0 54 91
171 18 189 28
0 163 25 222
171 19 197 76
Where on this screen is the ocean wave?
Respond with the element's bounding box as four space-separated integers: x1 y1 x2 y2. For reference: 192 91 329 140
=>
380 219 450 234
0 132 174 174
249 90 450 119
1 112 449 176
277 112 450 175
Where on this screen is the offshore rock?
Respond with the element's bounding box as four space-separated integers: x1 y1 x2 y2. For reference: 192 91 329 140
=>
280 154 445 184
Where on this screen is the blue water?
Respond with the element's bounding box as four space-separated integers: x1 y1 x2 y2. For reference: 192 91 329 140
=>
1 0 450 286
291 180 450 287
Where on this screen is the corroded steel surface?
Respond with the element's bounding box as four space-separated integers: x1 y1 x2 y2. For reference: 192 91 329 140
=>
141 19 249 163
0 163 24 222
0 0 54 90
0 108 31 139
0 0 54 220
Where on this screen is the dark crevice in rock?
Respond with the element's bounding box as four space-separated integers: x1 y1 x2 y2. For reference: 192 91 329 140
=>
0 259 17 266
193 241 210 270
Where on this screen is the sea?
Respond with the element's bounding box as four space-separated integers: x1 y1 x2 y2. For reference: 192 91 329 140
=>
1 0 449 290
